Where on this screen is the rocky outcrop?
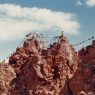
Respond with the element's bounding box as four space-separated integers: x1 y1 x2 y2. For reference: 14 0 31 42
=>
1 33 95 95
69 41 95 95
8 34 78 95
0 63 16 95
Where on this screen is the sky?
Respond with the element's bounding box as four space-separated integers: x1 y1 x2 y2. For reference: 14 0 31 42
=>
0 0 95 62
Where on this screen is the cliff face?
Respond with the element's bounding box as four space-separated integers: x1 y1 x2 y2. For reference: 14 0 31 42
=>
0 33 95 95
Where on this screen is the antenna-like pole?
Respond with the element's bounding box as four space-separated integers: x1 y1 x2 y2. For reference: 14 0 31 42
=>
61 30 64 37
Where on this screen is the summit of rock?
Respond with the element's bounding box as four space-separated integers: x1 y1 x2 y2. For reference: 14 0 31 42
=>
8 33 78 95
0 32 95 95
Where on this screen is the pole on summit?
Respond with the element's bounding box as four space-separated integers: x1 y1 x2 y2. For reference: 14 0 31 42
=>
61 30 64 37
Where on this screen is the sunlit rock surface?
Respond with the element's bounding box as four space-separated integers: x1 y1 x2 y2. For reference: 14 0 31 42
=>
0 63 16 95
0 33 95 95
9 34 78 95
69 41 95 95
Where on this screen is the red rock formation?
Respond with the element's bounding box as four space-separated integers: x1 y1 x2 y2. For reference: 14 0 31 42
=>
8 34 78 95
0 63 16 95
69 41 95 95
1 33 95 95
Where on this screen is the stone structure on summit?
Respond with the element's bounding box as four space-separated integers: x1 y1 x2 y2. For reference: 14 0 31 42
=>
0 32 95 95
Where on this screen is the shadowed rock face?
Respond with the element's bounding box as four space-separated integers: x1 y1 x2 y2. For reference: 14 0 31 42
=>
1 33 95 95
8 34 78 95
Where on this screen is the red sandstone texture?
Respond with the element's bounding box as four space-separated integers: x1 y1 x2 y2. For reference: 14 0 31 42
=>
8 34 78 95
69 42 95 95
0 63 16 95
0 33 95 95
